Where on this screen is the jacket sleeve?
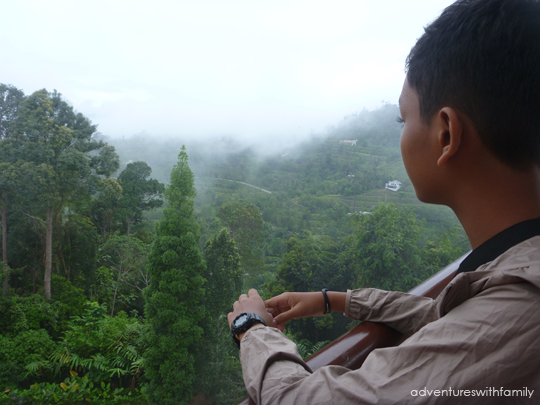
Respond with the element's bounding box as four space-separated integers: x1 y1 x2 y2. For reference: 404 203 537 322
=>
240 283 540 405
241 325 460 405
239 289 440 403
345 288 440 335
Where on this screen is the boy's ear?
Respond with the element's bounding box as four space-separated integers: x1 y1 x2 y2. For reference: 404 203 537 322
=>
437 107 463 167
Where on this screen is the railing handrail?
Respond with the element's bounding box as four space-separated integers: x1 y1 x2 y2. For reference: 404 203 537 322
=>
237 253 469 404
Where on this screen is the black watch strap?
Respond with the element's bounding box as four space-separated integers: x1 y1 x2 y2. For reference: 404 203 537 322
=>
231 312 266 348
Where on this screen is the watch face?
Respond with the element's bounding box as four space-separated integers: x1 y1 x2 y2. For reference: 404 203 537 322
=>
234 314 249 328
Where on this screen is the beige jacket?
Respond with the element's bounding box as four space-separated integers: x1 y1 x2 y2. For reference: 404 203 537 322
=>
239 236 540 404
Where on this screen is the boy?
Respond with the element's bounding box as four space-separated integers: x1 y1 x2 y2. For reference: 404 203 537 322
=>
228 0 540 403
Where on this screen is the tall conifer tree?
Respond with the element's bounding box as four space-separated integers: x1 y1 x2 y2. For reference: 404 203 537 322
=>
143 146 206 405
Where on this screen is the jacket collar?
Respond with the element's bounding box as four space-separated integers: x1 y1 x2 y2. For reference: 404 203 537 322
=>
455 217 540 276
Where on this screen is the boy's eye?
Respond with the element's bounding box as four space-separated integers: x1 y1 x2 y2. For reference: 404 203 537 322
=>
396 116 405 124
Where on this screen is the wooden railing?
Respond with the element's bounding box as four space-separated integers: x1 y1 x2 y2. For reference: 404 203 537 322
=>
237 253 468 405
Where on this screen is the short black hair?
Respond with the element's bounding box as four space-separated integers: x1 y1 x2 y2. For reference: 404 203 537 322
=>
406 0 540 170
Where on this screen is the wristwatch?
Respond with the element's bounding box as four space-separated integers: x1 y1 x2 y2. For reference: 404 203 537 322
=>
231 312 267 348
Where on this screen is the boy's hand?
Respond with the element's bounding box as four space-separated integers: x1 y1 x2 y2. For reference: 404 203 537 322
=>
264 292 325 331
228 289 274 338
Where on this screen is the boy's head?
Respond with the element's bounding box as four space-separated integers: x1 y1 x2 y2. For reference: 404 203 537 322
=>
405 0 540 170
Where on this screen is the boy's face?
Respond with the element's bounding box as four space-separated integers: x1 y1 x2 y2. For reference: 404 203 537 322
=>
399 79 442 203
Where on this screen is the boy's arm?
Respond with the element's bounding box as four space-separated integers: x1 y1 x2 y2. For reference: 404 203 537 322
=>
240 281 540 404
266 288 439 336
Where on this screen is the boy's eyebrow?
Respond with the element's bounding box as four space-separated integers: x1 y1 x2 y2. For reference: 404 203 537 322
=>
398 96 401 107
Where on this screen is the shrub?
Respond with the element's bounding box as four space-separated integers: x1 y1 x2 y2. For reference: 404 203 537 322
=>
0 372 146 404
33 302 147 389
0 329 56 388
50 274 87 326
0 294 60 337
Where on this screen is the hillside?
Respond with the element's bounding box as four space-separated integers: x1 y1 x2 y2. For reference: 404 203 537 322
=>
108 103 465 246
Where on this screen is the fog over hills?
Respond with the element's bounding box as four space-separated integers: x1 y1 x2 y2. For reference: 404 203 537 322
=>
2 0 455 140
107 103 404 183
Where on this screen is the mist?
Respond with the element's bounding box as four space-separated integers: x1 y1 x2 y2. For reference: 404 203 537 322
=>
2 0 455 142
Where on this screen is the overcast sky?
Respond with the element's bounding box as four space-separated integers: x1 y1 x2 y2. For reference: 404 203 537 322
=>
2 0 455 141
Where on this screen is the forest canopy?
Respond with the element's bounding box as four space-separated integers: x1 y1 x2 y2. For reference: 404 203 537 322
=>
0 84 468 404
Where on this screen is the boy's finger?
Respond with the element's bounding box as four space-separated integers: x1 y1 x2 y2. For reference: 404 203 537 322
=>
248 288 260 299
274 306 301 325
265 296 277 308
273 312 290 325
265 293 288 308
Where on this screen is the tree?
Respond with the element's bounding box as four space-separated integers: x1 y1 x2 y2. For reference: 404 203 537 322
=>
12 89 119 299
202 228 242 319
0 84 24 296
218 200 264 277
193 228 244 402
0 160 19 296
116 161 164 237
98 235 149 316
353 202 424 291
90 178 123 240
268 237 310 295
0 84 24 141
57 214 100 287
143 146 207 405
422 228 466 273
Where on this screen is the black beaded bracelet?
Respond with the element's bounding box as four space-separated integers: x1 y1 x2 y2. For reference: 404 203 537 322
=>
322 288 331 314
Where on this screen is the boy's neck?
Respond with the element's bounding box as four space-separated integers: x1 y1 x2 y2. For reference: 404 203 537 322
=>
450 164 540 250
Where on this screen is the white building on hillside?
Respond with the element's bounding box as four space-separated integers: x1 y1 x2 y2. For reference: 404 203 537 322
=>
385 180 402 192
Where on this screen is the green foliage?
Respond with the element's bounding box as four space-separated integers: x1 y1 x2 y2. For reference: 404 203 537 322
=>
0 93 472 404
0 84 25 295
14 89 101 206
50 274 87 326
0 294 60 337
0 329 56 388
0 84 25 140
422 228 465 272
193 315 246 405
296 339 331 360
1 372 146 404
116 161 164 236
267 237 309 295
353 203 425 291
57 215 101 291
107 104 463 246
91 178 124 240
0 276 84 340
202 228 242 318
20 301 146 393
218 200 264 284
281 329 331 360
7 88 120 299
132 229 155 245
62 302 143 361
97 235 150 316
143 146 207 405
192 229 245 403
